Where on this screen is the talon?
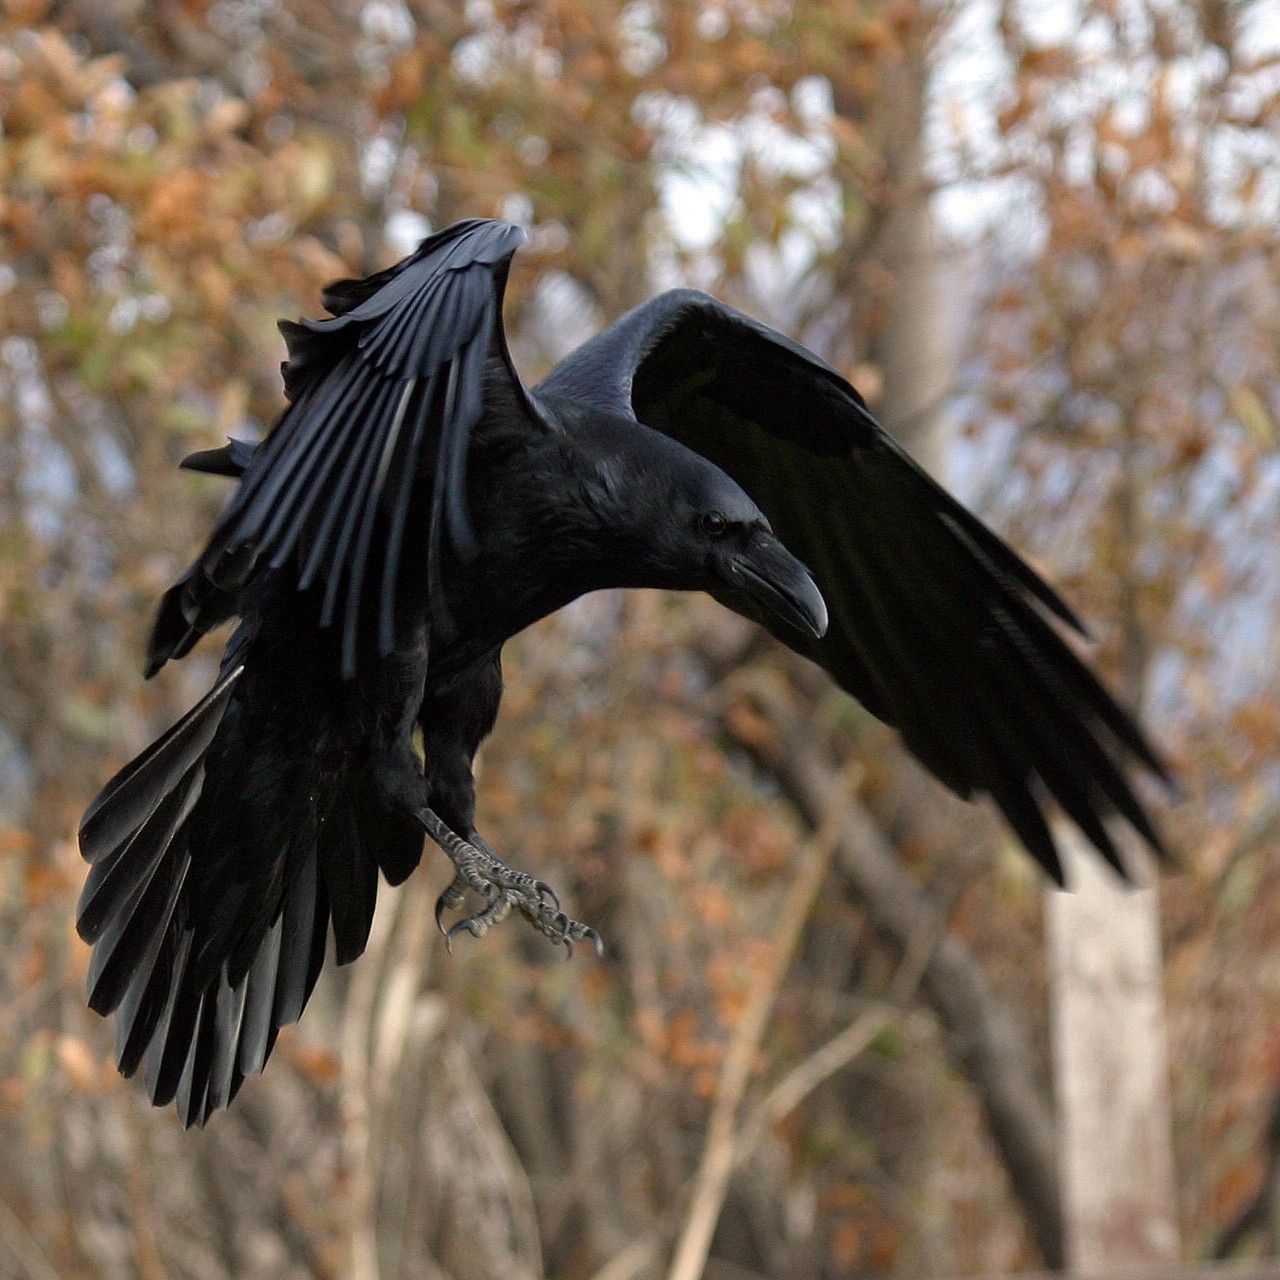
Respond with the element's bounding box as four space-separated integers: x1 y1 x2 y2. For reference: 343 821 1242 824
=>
418 809 600 957
435 879 467 938
446 916 485 948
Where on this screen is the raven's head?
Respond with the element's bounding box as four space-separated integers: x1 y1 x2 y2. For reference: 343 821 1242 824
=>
573 421 828 641
678 463 828 642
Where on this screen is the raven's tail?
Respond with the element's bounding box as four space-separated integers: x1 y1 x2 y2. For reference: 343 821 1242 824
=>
78 668 252 1120
77 663 421 1126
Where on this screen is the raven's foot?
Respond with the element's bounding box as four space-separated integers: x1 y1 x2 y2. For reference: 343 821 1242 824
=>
416 810 603 958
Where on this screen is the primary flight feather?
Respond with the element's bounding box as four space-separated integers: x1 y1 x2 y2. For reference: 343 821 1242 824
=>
79 218 1173 1125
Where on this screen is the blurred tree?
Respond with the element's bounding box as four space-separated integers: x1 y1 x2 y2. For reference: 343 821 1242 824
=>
956 0 1280 1265
0 1 1277 1279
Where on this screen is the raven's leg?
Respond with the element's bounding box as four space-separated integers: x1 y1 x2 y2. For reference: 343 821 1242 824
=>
416 654 602 955
416 809 601 955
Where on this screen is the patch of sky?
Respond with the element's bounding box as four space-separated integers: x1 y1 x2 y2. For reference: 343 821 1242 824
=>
90 428 135 499
363 131 398 197
0 722 33 826
362 0 415 47
386 208 432 257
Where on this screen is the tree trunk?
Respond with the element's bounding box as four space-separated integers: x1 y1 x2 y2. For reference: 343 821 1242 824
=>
1046 835 1179 1273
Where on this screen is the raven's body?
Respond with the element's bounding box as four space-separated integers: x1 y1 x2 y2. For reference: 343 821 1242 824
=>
202 383 725 900
79 219 1175 1125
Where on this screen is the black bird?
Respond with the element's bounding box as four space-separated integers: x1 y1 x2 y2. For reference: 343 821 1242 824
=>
78 218 1173 1125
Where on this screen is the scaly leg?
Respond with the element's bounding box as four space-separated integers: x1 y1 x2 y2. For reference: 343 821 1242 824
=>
416 809 603 958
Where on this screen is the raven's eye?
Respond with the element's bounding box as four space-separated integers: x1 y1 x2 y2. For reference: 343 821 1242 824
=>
700 511 730 538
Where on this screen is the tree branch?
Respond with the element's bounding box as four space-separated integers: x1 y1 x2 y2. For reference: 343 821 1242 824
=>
717 673 1066 1268
1212 1088 1280 1261
666 767 851 1280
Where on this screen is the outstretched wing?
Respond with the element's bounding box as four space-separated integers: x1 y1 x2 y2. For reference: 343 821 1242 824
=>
538 289 1174 881
150 218 534 679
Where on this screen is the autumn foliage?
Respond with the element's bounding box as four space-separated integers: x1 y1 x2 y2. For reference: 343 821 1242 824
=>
0 2 1277 1278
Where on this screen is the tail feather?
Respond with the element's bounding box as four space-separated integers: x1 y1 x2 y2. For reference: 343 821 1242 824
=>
85 827 190 1018
158 860 329 1128
319 804 379 965
238 914 284 1076
78 759 201 945
79 661 411 1126
275 848 323 1028
113 857 190 1074
140 929 197 1106
207 975 250 1113
80 673 242 859
137 795 332 1126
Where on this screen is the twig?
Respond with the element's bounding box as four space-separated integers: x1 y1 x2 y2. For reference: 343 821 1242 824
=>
0 1196 61 1280
729 908 941 1181
590 1238 660 1280
732 1004 896 1174
339 886 404 1280
665 763 857 1280
1212 1088 1280 1260
715 671 1066 1266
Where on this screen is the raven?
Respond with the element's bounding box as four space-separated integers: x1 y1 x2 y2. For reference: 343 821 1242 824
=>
78 218 1173 1125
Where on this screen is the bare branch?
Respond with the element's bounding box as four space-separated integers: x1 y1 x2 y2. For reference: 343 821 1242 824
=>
716 671 1066 1268
666 764 856 1280
0 1197 60 1280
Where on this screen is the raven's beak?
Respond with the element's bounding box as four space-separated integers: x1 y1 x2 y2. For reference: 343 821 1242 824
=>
724 537 828 640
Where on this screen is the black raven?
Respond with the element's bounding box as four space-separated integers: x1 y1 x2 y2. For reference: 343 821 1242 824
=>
78 218 1173 1125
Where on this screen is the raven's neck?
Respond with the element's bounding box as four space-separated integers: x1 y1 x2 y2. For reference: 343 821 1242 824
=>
430 420 626 668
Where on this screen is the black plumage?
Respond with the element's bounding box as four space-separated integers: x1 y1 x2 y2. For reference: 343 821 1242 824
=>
79 217 1174 1125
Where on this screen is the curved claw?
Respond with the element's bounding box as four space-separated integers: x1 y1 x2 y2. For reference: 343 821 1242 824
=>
435 879 467 944
422 808 602 959
559 923 605 961
446 916 485 949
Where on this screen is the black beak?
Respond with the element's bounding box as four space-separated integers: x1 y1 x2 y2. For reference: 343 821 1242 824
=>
722 536 828 640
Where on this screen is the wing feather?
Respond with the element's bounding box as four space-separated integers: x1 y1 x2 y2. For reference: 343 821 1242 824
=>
852 495 1070 876
298 378 402 594
262 363 389 567
380 379 438 652
443 313 490 554
830 504 979 797
319 387 401 630
867 470 1115 873
231 358 358 546
149 219 533 680
339 381 411 673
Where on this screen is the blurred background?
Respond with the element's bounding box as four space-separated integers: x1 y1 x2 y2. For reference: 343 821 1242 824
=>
1 1 1279 1277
